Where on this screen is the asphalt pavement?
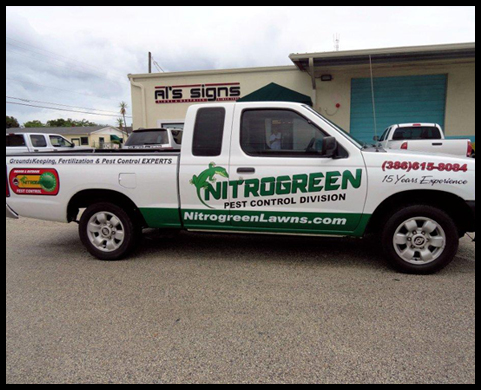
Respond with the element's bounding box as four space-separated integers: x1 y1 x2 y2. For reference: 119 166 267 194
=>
6 217 476 384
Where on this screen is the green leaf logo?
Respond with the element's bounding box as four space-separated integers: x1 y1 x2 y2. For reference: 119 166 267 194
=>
39 172 57 193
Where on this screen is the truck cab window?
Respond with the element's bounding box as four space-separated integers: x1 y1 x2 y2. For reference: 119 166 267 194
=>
192 108 226 157
241 109 327 157
380 128 390 141
30 135 47 148
6 135 26 147
50 136 72 147
393 127 442 141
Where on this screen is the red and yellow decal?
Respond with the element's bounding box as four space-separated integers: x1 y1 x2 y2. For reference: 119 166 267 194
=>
9 168 60 196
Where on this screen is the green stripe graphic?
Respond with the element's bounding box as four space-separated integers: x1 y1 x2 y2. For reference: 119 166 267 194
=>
140 208 372 237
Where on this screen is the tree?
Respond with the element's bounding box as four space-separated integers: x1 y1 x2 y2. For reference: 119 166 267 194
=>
46 118 101 127
119 102 129 134
116 118 124 129
6 116 20 129
46 118 71 127
24 120 46 128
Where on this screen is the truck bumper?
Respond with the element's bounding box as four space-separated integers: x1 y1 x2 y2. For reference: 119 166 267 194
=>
466 201 475 232
6 204 19 219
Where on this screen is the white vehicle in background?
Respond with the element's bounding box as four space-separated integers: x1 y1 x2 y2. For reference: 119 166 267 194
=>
377 123 474 158
123 128 183 150
6 133 93 155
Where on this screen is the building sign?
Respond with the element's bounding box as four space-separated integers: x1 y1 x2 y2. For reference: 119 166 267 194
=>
155 83 241 104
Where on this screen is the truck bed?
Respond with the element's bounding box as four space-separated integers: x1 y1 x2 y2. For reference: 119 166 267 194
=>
6 151 181 227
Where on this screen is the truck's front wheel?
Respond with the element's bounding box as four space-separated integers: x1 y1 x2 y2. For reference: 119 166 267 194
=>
382 205 459 274
79 202 140 261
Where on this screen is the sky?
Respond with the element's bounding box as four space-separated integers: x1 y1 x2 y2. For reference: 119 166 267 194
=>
5 6 476 127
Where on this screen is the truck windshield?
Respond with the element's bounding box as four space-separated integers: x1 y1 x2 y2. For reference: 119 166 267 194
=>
125 130 169 146
302 106 365 149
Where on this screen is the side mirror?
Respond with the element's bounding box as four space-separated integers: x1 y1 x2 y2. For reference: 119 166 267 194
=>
322 136 338 158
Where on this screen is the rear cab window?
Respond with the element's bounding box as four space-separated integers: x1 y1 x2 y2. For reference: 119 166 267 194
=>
6 135 26 147
393 127 442 141
192 107 226 157
125 130 170 146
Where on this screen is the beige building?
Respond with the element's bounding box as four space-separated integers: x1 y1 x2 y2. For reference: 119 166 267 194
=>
129 43 475 143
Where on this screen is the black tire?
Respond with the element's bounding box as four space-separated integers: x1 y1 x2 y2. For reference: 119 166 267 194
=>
79 202 142 261
382 205 459 274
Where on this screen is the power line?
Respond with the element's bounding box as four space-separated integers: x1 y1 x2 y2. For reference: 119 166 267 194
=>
6 46 118 82
6 77 122 103
6 41 107 78
151 55 165 73
6 36 126 78
6 101 128 119
6 95 131 117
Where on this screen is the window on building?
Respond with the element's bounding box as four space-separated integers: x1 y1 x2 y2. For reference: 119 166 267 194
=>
30 135 47 148
192 108 225 157
241 109 328 157
393 127 442 141
6 135 26 147
161 123 184 130
81 137 89 146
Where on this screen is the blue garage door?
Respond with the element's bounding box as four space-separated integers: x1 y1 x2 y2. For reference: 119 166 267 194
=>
350 74 447 143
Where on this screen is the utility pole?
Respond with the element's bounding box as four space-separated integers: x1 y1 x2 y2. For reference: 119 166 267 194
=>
148 52 152 74
334 34 340 52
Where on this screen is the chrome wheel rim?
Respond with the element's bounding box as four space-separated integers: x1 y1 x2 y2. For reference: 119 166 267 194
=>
393 217 447 265
87 212 125 253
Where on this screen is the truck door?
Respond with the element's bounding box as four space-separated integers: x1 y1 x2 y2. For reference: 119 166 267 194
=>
29 135 53 153
179 104 235 230
227 103 369 236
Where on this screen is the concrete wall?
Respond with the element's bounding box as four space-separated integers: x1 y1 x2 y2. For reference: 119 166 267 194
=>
129 59 475 139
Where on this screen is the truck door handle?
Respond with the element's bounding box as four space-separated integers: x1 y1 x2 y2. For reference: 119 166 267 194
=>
433 143 443 146
237 167 256 174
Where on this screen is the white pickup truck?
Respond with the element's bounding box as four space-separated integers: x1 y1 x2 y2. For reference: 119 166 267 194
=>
6 132 93 155
6 103 475 274
377 123 474 158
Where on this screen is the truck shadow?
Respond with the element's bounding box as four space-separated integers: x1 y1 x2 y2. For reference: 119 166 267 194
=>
135 230 474 274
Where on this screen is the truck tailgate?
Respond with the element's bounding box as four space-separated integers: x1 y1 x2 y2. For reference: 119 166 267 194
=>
405 139 470 157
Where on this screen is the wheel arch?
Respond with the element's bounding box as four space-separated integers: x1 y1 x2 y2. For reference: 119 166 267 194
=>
366 190 474 237
67 189 147 227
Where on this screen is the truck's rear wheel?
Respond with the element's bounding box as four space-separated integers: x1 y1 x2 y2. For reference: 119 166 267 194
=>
79 202 141 261
382 205 459 274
